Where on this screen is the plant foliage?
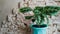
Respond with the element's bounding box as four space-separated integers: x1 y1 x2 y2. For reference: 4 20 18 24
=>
19 6 60 26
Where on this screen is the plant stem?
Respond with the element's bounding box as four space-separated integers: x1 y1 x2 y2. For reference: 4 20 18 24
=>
46 16 49 26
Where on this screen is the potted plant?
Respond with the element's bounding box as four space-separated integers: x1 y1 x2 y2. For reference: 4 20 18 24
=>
19 6 60 34
31 6 60 34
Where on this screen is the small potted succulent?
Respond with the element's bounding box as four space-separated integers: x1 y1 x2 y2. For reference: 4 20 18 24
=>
19 6 60 34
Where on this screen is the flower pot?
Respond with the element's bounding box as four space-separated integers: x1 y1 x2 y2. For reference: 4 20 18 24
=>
31 24 47 34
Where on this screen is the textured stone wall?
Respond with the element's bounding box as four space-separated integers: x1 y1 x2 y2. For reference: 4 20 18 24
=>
0 0 21 23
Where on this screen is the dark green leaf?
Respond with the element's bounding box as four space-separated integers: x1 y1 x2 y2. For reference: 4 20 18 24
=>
19 7 32 13
25 16 33 19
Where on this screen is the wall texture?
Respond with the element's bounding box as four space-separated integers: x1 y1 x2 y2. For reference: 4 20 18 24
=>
0 0 21 23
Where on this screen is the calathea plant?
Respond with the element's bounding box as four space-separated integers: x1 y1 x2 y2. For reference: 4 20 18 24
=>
19 6 60 27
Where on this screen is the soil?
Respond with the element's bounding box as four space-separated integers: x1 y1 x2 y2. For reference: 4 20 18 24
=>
32 24 47 28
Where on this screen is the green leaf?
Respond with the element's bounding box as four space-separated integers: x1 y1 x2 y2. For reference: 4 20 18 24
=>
25 16 33 19
19 7 32 13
